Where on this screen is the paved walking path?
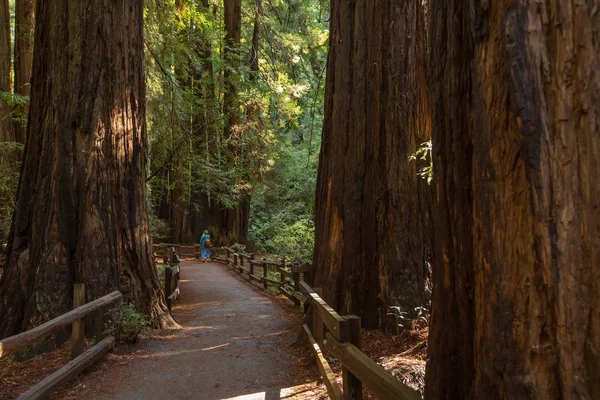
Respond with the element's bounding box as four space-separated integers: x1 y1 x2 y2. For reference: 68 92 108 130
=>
61 261 309 400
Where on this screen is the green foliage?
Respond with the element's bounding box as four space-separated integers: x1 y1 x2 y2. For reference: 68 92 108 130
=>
244 0 327 260
0 91 30 128
266 219 314 261
408 140 433 184
105 303 150 344
149 209 170 243
229 243 247 253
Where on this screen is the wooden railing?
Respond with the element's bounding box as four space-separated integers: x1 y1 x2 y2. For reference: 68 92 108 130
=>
300 282 421 400
0 288 122 399
164 247 181 312
213 247 307 305
214 246 420 400
152 243 200 260
153 245 182 313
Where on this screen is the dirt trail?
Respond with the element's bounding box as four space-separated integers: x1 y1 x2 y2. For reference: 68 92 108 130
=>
58 261 315 400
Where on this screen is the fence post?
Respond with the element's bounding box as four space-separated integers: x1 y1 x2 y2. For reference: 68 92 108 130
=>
165 267 173 312
311 287 324 344
292 262 301 290
280 258 285 283
162 245 168 265
342 315 363 400
70 283 86 359
226 248 231 265
239 254 244 272
249 253 255 275
263 258 268 290
234 253 238 270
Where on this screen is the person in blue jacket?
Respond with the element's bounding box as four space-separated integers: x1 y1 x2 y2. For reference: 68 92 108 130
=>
200 230 211 263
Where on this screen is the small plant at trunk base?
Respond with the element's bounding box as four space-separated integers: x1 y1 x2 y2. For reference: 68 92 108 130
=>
105 303 150 343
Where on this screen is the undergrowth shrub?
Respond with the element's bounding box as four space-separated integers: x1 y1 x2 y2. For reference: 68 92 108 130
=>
148 211 170 243
265 219 314 261
229 243 247 253
105 303 150 343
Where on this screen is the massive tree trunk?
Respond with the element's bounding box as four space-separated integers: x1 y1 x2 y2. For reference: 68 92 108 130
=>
13 0 35 143
0 0 172 339
313 0 432 329
0 0 11 141
425 1 600 398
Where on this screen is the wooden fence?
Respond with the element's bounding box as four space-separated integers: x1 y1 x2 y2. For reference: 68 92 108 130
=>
152 243 200 260
214 246 421 400
0 288 122 399
152 244 182 313
164 247 181 312
213 247 307 305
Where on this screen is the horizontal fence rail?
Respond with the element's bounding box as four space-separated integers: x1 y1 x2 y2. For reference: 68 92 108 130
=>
0 290 122 358
17 336 116 400
153 243 200 260
0 288 122 399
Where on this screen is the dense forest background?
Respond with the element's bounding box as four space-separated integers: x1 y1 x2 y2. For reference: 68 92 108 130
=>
0 0 328 263
135 0 328 263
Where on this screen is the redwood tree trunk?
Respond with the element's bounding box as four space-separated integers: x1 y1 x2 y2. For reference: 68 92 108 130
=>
0 0 172 339
425 1 600 398
13 0 35 143
313 0 432 329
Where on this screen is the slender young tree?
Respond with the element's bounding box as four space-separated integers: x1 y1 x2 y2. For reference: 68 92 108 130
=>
312 0 432 329
425 1 600 398
13 0 35 143
188 0 224 243
0 0 11 142
223 0 241 137
221 0 250 244
0 0 172 338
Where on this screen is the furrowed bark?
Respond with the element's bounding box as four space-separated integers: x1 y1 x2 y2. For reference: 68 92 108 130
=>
426 1 600 398
0 0 173 340
313 0 432 329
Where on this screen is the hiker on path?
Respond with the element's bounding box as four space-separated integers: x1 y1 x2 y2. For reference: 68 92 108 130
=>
200 230 211 263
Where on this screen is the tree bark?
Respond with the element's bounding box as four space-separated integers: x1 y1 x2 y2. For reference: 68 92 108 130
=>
221 196 250 244
0 0 172 339
0 0 11 142
425 1 600 398
313 0 432 329
13 0 35 143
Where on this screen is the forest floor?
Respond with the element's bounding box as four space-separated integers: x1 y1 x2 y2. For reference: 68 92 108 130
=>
0 259 427 399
